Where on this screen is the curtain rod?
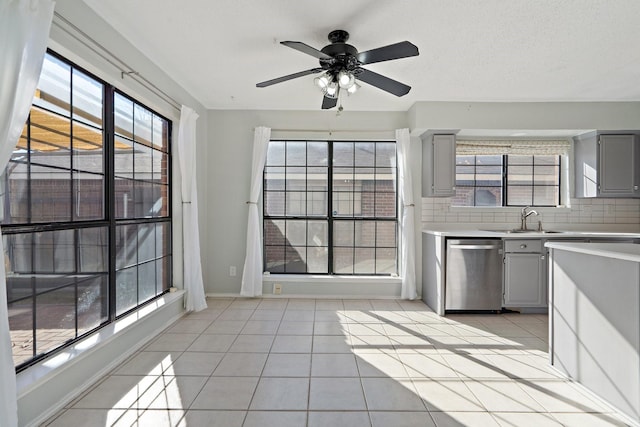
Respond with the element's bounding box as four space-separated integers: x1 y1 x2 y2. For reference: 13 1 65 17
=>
269 129 397 133
52 12 181 112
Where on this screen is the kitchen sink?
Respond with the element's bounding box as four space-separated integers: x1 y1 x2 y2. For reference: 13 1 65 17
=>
482 229 564 234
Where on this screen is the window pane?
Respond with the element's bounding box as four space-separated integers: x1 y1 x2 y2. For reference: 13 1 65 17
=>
534 155 559 165
453 187 474 207
355 221 375 247
475 166 502 186
114 93 133 138
306 192 327 216
33 229 74 274
116 267 137 316
265 167 285 190
138 223 156 263
375 193 396 218
375 143 396 167
333 192 360 217
284 246 306 273
133 104 153 147
355 142 375 166
114 136 134 179
157 256 171 293
333 142 353 166
285 167 306 191
265 246 285 273
333 221 354 246
264 219 285 246
534 165 559 185
30 166 71 223
308 220 328 247
8 298 33 366
73 172 104 220
307 167 327 191
375 168 396 192
138 261 156 304
35 285 75 355
35 54 71 117
507 186 533 206
376 222 396 248
285 220 306 246
134 142 153 180
507 165 533 185
376 248 397 275
478 155 503 165
507 155 532 165
153 150 168 184
354 247 375 274
266 141 285 166
152 114 169 151
3 162 29 224
264 191 285 216
72 68 103 128
114 178 135 218
134 181 159 217
333 167 354 192
116 224 137 270
4 233 32 272
286 141 306 166
156 222 171 259
79 227 108 272
73 121 103 173
307 142 328 166
77 275 108 334
475 187 502 206
533 186 559 206
285 192 306 216
29 108 71 169
333 247 353 274
307 248 328 273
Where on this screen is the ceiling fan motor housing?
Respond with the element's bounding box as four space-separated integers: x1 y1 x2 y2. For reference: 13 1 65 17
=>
320 30 361 74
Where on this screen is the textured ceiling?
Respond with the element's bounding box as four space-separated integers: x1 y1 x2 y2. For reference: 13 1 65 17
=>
82 0 640 111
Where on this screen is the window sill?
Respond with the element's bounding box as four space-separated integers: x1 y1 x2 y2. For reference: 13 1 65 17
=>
16 289 185 397
263 274 402 284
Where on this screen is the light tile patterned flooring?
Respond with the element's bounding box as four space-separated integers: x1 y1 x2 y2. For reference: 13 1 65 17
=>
45 298 632 426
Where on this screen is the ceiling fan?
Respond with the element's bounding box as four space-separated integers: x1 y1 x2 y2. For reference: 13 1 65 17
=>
256 30 419 109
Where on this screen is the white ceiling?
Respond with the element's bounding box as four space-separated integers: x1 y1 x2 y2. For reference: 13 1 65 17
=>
82 0 640 112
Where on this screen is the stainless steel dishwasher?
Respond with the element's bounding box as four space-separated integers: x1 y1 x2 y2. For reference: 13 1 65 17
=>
445 238 503 312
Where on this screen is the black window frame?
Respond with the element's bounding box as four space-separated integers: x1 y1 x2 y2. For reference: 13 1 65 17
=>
263 140 398 276
454 154 562 207
4 49 173 372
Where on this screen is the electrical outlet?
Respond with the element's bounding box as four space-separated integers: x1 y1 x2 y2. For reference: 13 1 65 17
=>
229 266 236 276
273 283 282 295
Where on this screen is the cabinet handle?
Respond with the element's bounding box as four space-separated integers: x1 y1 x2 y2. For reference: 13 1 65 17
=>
635 185 639 191
541 255 545 260
520 244 527 249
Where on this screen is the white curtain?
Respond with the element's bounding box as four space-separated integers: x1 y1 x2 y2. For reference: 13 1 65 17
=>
0 1 55 425
241 127 270 297
177 105 207 312
396 129 417 300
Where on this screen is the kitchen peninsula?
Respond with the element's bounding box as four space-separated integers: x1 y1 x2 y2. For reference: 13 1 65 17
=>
546 241 640 424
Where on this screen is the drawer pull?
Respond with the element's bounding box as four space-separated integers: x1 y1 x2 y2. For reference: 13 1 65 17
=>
520 244 527 249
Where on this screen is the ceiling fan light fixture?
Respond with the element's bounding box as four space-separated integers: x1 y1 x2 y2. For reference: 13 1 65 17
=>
325 81 339 98
314 73 332 90
338 70 355 89
347 82 360 94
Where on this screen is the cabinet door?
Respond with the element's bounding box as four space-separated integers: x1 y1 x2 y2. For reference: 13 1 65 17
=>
431 134 456 196
503 253 546 307
599 134 639 196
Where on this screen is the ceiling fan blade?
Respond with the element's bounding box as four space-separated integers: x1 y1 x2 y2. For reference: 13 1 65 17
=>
256 68 323 88
281 41 333 60
356 68 411 97
321 94 338 109
356 41 419 65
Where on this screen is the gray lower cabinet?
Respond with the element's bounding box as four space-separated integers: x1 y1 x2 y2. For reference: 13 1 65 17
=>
503 239 547 308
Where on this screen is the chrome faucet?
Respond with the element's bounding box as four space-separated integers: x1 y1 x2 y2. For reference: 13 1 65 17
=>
520 206 539 231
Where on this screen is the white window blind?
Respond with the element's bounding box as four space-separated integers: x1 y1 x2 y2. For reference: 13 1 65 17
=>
456 139 571 156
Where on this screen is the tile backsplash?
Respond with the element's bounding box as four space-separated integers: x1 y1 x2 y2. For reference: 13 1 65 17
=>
421 197 640 227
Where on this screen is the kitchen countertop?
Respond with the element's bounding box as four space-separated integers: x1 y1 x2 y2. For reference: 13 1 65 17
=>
545 241 640 262
423 227 640 239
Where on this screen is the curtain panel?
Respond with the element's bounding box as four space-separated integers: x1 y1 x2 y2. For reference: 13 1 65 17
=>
241 127 270 297
177 106 208 312
0 1 56 425
396 129 417 300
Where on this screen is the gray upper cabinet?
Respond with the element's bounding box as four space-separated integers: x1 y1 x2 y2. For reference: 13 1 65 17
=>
422 134 456 197
574 132 640 198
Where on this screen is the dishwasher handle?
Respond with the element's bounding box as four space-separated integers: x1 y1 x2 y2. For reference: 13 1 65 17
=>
448 244 501 250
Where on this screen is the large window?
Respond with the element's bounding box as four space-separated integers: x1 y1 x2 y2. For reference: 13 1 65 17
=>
3 51 172 370
454 155 561 207
263 140 397 275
